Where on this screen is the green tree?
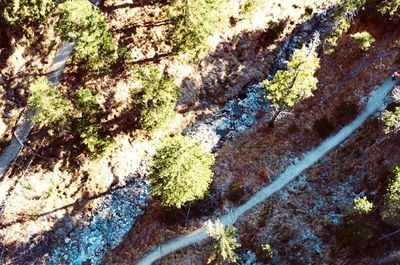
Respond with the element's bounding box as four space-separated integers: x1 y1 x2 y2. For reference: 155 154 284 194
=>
168 0 231 62
381 166 400 226
378 0 400 16
28 78 73 129
381 106 400 134
351 31 376 51
148 135 215 208
1 0 54 33
131 66 178 131
263 36 320 127
208 219 240 264
56 0 117 74
75 88 110 157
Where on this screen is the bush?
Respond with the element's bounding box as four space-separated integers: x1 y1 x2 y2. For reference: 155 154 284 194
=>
378 0 400 16
335 219 375 254
351 31 376 51
148 135 215 208
381 166 400 227
28 78 73 130
312 117 335 138
56 0 118 74
75 88 110 157
261 243 273 260
288 122 299 134
1 0 54 33
131 66 178 131
227 181 244 202
335 100 359 125
353 196 373 215
381 106 400 134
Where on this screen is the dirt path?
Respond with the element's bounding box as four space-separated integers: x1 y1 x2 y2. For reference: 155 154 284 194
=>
136 77 396 265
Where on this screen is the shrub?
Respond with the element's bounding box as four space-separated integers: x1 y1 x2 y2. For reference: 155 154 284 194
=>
335 100 359 125
378 0 400 16
312 117 335 138
381 166 400 226
131 66 178 131
28 78 73 129
227 181 244 202
381 106 400 134
354 196 373 215
261 243 273 259
208 219 240 264
304 5 314 16
335 219 375 254
1 0 54 33
75 88 110 157
56 0 118 74
148 135 215 208
288 122 299 134
351 31 376 51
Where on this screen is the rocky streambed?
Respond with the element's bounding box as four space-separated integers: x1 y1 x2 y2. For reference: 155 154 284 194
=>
44 9 334 265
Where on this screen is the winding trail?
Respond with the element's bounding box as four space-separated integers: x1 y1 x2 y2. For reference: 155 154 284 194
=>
136 77 396 265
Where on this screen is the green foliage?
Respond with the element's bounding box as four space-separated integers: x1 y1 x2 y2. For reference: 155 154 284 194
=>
261 243 273 259
324 0 366 55
263 41 320 111
75 88 110 157
351 31 376 51
381 106 400 134
381 166 400 226
167 0 231 62
28 78 73 129
353 196 374 214
227 181 244 202
313 117 335 138
56 0 118 74
1 0 54 33
208 220 240 264
148 135 215 209
378 0 400 16
131 66 178 131
324 17 351 55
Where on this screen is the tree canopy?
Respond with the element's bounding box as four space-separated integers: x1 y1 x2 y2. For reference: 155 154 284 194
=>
381 166 400 226
381 106 400 134
263 36 320 126
56 0 118 74
148 135 215 209
131 66 178 131
208 220 240 264
167 0 231 62
28 78 73 129
1 0 54 33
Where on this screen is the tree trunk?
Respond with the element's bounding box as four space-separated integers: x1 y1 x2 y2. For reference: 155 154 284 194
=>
268 109 282 128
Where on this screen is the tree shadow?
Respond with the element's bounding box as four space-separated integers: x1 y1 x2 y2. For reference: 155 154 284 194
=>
102 0 160 12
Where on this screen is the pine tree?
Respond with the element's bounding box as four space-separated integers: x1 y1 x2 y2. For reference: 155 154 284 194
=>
28 78 73 129
263 35 320 127
1 0 54 33
148 135 215 209
56 0 117 74
131 66 178 131
208 219 240 264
